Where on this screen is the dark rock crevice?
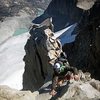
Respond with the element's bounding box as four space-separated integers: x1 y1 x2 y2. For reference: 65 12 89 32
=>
23 27 53 91
63 3 100 80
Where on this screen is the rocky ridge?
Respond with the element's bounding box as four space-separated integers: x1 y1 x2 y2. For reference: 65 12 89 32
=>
0 78 100 100
0 0 100 100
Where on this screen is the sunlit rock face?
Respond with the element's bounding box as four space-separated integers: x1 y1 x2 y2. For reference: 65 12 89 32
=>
77 0 96 10
36 78 100 100
0 85 39 100
0 80 100 100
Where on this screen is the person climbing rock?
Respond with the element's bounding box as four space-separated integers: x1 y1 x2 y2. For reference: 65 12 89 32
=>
50 53 80 96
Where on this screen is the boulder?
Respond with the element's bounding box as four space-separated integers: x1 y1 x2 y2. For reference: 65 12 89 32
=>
77 0 96 10
0 85 39 100
90 79 100 92
59 82 100 100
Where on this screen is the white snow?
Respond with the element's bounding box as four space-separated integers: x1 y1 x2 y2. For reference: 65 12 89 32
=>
54 23 77 45
54 24 75 39
0 13 32 44
0 32 30 90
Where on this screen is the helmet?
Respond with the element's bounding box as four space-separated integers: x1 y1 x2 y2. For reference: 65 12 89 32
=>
54 63 60 69
54 62 61 73
54 60 66 74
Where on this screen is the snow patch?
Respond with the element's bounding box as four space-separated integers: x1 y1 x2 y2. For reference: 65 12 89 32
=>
0 32 29 90
54 23 77 45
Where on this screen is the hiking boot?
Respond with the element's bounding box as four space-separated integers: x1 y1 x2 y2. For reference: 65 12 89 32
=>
50 89 57 96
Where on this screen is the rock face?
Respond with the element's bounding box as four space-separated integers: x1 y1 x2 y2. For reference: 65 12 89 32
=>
63 1 100 80
37 80 100 100
35 71 100 100
23 18 63 91
27 0 100 85
1 79 100 100
0 0 100 100
0 85 39 100
58 82 100 100
23 0 100 93
77 0 96 10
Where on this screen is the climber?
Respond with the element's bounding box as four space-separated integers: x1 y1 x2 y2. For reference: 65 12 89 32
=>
50 52 80 96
